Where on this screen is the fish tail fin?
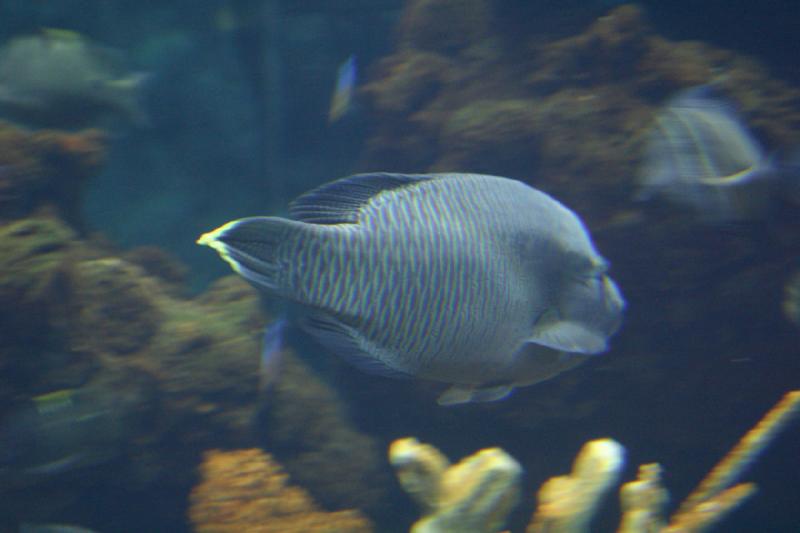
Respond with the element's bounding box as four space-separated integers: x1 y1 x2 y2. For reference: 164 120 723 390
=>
197 216 307 293
108 72 152 127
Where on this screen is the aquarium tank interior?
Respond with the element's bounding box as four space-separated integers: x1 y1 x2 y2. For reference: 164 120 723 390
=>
0 1 799 532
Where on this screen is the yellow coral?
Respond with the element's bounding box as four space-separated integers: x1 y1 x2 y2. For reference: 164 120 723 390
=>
525 390 800 533
189 448 372 533
389 437 522 533
527 438 624 533
618 463 668 533
664 390 800 532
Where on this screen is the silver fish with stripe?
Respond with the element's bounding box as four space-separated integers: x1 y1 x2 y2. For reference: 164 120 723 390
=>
637 85 777 221
198 173 625 404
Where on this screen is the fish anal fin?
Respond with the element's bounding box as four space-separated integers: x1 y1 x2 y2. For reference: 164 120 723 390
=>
303 312 411 379
437 384 514 406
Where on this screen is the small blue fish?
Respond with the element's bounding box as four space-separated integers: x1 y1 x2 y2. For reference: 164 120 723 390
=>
328 55 356 123
199 173 624 404
638 85 777 221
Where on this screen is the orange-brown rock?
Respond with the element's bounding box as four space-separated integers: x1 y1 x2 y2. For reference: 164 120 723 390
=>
189 448 373 533
0 121 106 226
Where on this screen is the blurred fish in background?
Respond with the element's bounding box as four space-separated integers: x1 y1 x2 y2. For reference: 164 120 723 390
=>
637 84 781 222
0 28 149 129
0 386 139 488
328 54 357 123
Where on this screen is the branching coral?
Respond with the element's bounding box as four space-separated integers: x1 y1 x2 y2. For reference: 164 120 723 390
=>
389 437 522 533
392 390 799 533
529 389 800 533
188 448 373 533
527 439 624 533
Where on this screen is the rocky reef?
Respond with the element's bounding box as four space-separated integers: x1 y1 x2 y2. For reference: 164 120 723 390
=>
0 118 390 529
360 2 800 224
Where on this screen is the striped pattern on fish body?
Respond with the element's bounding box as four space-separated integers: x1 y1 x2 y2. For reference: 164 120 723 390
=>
199 173 625 401
286 175 549 381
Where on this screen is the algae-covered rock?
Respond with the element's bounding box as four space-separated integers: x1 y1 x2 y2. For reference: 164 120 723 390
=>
260 348 393 515
0 122 106 226
69 257 159 355
397 0 493 56
360 4 800 225
434 99 541 177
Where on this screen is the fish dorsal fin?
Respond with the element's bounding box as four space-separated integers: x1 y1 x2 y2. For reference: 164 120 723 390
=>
303 311 412 379
289 173 433 224
672 84 736 114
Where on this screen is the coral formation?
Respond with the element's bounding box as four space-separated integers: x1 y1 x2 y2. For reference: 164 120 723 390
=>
528 389 800 533
663 389 800 532
618 463 668 533
783 269 800 327
389 437 522 533
189 448 373 533
390 390 799 533
527 439 624 533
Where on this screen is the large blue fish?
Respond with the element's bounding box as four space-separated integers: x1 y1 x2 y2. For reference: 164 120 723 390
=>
198 173 624 404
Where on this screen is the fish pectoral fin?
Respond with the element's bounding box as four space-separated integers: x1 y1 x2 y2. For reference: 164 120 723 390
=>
529 320 608 354
437 384 514 406
289 173 434 224
303 312 411 379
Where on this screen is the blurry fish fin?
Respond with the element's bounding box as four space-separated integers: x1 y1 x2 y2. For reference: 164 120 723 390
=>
289 173 434 224
108 71 151 91
303 312 411 378
24 452 88 476
259 318 288 392
673 83 737 113
40 28 83 41
530 319 608 354
108 72 152 127
198 216 308 293
33 389 75 416
328 54 357 123
437 384 513 406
